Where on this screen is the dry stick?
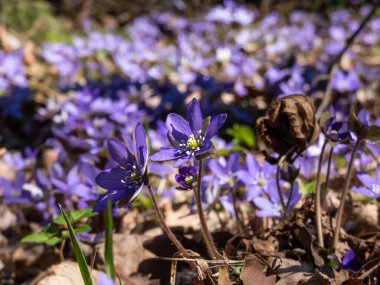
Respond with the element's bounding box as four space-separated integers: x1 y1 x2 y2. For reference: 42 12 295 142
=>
315 139 328 248
194 159 219 259
333 136 363 248
315 3 379 119
146 184 190 257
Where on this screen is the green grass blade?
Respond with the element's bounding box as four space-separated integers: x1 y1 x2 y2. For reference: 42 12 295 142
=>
59 204 93 285
105 199 115 280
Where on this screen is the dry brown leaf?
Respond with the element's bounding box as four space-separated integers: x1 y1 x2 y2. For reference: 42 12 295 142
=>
297 271 335 285
240 254 276 285
340 279 364 285
36 261 101 285
275 258 313 285
218 266 232 285
99 232 157 279
257 94 320 158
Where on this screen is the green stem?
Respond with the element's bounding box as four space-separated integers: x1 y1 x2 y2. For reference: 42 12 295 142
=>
315 139 328 248
333 137 363 248
105 199 115 280
194 159 219 259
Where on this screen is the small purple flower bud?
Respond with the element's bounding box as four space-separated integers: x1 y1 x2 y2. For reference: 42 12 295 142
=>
279 162 299 183
175 166 197 190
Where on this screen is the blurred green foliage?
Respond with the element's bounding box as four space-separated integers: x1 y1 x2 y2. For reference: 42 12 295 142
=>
227 124 257 148
0 0 70 43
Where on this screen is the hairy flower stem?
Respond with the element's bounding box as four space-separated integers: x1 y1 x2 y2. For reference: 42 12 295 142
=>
315 139 328 248
276 156 287 217
231 190 244 235
194 159 219 259
322 147 334 208
333 137 363 248
146 183 189 257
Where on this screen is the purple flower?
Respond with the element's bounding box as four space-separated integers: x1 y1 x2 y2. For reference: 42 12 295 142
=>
352 169 380 199
98 272 115 285
321 107 351 143
253 180 301 218
150 98 227 167
341 249 362 272
94 123 148 212
175 166 197 190
208 153 241 187
332 70 362 93
237 154 276 201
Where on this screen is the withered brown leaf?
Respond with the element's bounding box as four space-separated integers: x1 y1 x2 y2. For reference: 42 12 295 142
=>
257 94 320 158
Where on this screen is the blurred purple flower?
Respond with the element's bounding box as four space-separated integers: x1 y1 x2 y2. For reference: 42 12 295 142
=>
253 180 301 218
208 153 241 187
95 123 148 212
150 98 227 167
237 154 276 201
332 70 362 93
352 168 380 199
341 249 362 272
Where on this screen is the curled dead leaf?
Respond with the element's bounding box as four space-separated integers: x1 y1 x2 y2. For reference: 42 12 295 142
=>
257 95 320 158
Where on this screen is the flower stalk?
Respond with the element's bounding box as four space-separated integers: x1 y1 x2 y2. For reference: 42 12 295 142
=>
145 180 189 257
333 136 363 248
315 139 328 248
194 159 219 259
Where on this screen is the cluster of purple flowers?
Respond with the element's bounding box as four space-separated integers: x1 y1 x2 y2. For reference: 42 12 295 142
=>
0 3 379 231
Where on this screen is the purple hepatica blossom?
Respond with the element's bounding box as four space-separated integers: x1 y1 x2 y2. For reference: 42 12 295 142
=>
341 249 362 272
98 272 115 285
323 120 350 142
208 153 241 187
253 180 301 218
0 172 36 204
51 163 98 209
332 70 362 93
175 166 197 190
237 154 276 201
150 98 227 167
95 123 148 212
352 169 380 199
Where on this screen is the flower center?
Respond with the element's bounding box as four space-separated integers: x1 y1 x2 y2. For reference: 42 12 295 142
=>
187 137 199 149
258 178 267 187
184 175 194 185
372 183 380 195
130 171 141 182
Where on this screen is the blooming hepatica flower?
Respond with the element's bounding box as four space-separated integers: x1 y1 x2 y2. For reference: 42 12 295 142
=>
352 169 380 199
94 123 148 212
341 249 362 272
150 98 227 167
237 154 276 201
253 180 301 218
175 166 197 190
208 152 241 187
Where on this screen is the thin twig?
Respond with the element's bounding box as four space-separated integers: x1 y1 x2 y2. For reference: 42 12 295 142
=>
194 159 219 259
333 136 363 248
315 139 328 248
316 3 379 119
157 256 244 265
